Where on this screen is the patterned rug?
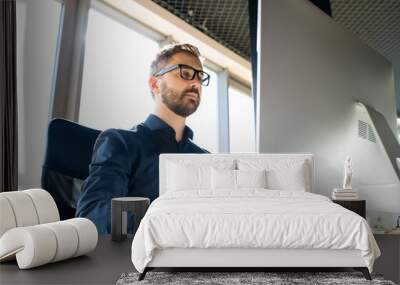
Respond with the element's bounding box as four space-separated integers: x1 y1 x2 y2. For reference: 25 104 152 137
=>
116 271 396 285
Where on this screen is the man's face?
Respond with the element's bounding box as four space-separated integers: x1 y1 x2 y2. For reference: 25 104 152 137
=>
156 52 203 117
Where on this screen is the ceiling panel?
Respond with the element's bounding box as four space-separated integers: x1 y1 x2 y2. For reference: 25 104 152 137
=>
152 0 250 60
331 0 400 64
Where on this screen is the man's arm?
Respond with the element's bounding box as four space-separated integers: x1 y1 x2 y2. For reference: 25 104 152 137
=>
76 129 132 234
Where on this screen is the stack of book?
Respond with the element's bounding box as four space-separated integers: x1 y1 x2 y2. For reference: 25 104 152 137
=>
332 188 358 200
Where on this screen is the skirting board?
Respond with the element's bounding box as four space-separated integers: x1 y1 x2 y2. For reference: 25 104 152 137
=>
147 248 366 267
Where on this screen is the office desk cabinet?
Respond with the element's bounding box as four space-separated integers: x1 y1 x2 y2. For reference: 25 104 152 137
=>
373 233 400 284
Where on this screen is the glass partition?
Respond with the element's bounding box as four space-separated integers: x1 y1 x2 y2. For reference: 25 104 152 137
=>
16 0 63 188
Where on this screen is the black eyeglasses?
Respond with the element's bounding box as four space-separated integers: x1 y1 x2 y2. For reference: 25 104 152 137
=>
153 64 210 86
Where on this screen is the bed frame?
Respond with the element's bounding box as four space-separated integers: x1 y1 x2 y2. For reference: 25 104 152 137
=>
139 248 371 280
138 154 372 281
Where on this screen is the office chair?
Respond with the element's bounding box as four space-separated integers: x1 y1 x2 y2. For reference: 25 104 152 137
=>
41 118 101 220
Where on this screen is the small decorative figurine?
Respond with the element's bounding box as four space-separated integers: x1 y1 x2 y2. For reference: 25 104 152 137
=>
342 156 353 190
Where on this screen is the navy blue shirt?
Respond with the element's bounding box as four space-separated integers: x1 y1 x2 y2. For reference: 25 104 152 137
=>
76 114 208 234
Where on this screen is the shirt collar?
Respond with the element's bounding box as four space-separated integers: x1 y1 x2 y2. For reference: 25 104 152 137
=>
142 114 194 140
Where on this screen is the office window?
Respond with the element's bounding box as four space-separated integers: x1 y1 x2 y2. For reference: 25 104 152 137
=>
79 8 159 130
16 0 63 189
80 7 220 152
186 67 219 152
228 84 256 152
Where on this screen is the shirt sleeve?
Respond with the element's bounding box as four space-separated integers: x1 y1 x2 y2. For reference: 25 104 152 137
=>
76 129 132 234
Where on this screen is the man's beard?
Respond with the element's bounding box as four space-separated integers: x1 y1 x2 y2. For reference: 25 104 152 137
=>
161 86 200 117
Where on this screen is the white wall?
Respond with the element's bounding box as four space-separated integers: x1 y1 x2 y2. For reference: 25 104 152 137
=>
16 0 62 189
257 0 399 226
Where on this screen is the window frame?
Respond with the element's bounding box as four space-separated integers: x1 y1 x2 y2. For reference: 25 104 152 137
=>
228 79 256 153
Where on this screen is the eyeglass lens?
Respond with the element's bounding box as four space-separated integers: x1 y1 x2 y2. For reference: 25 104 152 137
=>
179 65 209 86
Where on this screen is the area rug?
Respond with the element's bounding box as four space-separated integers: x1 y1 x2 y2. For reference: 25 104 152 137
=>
116 271 396 285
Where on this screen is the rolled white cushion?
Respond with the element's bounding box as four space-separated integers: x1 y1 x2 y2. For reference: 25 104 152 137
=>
0 191 39 227
42 222 79 262
64 218 98 257
0 218 98 269
24 189 59 223
0 196 17 237
0 226 57 269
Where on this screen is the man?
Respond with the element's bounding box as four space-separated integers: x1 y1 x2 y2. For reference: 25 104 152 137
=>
76 43 210 234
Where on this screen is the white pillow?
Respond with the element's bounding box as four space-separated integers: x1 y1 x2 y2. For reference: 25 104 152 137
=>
211 168 236 190
167 162 210 191
166 159 236 192
236 169 267 189
211 168 268 190
267 164 306 191
237 158 309 191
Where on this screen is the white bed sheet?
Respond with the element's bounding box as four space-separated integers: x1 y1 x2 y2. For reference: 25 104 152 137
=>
131 190 380 273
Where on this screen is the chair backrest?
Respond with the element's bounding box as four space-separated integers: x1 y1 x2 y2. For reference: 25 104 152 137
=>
41 118 101 220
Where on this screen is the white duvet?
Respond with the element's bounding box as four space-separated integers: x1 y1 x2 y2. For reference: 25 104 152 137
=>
131 190 380 273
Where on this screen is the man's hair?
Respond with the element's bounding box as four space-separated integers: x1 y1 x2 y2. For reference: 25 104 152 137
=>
150 43 201 76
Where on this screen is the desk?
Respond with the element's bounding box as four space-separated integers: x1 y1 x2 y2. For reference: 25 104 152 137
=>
373 233 400 284
0 235 134 285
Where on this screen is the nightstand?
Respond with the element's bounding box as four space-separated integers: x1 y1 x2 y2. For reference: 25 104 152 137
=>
332 199 366 218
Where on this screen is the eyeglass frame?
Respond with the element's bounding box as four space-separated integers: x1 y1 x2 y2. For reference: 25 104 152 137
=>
153 64 210 86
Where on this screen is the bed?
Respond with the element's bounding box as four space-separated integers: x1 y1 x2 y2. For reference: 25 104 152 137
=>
131 153 380 280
